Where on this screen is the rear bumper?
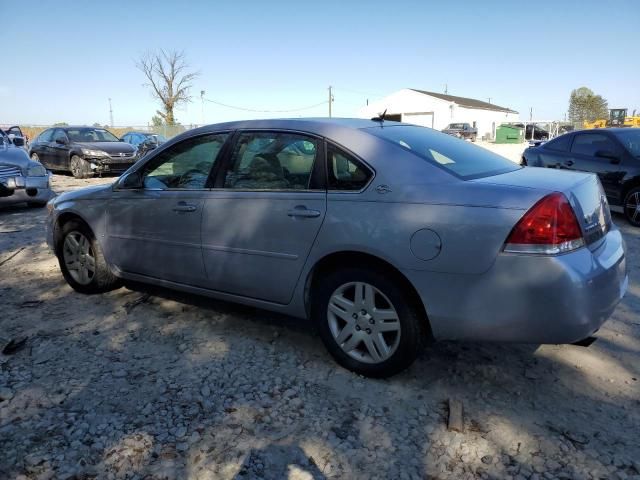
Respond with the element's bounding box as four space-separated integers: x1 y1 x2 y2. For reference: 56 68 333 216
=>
405 227 628 343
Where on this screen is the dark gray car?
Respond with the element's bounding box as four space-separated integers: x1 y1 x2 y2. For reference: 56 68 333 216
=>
46 118 628 377
30 126 137 178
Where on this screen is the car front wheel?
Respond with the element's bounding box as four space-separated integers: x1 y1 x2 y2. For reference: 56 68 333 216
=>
624 187 640 227
70 155 92 179
312 267 423 378
57 220 120 293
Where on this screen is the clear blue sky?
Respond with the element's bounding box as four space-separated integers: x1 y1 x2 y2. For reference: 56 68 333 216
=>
2 0 638 126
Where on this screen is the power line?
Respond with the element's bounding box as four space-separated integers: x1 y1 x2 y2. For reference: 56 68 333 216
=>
202 97 328 113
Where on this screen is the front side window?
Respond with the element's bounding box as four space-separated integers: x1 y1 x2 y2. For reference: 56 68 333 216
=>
614 130 640 158
142 133 228 190
570 133 619 158
370 125 519 179
327 144 372 191
224 132 318 190
53 129 68 143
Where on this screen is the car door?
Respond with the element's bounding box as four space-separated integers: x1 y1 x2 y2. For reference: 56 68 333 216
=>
201 130 327 304
567 132 623 201
32 129 54 167
51 129 71 170
106 132 230 286
535 133 573 167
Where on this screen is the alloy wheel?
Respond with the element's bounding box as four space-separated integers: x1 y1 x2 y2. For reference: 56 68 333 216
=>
327 281 401 364
62 231 95 285
70 158 82 178
626 191 640 224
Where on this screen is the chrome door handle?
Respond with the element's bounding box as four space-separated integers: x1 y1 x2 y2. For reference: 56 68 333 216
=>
173 202 197 213
287 206 321 218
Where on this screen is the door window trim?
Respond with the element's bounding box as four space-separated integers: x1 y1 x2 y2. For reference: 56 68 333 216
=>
215 129 327 193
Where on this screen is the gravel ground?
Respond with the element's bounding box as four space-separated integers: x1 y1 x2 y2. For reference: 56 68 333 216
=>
1 173 639 480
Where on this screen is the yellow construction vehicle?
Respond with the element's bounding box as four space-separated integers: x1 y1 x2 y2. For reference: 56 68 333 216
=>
583 108 640 129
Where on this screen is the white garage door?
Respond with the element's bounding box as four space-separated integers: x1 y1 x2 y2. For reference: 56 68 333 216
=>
403 112 434 129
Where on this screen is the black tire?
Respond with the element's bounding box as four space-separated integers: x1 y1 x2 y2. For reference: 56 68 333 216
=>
69 155 92 179
27 201 47 208
623 187 640 227
311 267 424 378
56 219 121 293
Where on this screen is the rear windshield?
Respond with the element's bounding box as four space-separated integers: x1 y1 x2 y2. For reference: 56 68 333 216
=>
369 125 520 179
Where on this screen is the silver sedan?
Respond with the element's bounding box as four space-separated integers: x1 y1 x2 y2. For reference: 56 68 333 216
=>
45 119 628 377
0 131 52 208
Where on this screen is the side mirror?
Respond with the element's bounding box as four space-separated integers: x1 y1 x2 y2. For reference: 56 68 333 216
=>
595 149 620 163
119 171 143 189
55 137 67 145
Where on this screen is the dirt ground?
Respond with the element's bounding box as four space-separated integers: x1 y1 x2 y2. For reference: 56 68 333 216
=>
1 173 639 480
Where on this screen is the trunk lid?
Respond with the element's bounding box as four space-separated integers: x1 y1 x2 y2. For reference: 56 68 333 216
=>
472 166 610 248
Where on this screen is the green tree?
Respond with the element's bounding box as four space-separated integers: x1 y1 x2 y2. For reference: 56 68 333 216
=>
136 50 199 126
151 115 163 127
568 87 609 124
53 122 69 126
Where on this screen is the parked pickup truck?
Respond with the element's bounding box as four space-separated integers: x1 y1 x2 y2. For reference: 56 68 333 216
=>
442 123 477 142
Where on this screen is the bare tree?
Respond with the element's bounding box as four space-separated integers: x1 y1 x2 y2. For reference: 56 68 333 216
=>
136 50 199 126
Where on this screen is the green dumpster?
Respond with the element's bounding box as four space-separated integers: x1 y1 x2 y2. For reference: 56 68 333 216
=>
495 124 524 144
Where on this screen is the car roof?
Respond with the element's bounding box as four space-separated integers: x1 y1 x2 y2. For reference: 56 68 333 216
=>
188 117 405 136
57 126 114 130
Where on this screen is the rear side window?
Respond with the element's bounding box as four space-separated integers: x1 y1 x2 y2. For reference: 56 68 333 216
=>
37 129 53 143
544 134 572 152
369 125 519 179
570 133 619 157
224 132 318 190
327 144 372 191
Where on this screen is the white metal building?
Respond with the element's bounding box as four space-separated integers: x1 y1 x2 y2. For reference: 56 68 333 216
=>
358 88 519 140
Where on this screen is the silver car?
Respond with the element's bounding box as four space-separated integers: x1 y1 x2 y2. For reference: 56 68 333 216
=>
46 119 628 377
0 130 52 208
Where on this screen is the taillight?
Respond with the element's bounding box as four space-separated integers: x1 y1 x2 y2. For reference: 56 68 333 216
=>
504 192 584 255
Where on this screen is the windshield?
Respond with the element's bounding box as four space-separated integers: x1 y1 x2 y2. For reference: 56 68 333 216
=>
369 125 520 179
615 130 640 157
448 123 465 129
66 128 119 143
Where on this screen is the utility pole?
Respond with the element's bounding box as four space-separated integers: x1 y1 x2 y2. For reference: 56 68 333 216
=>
487 97 492 104
200 90 205 126
328 86 334 118
108 98 114 127
444 84 448 94
529 107 533 122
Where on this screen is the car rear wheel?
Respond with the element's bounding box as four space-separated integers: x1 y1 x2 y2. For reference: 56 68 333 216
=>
312 267 423 378
57 220 120 293
70 155 92 179
624 187 640 227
